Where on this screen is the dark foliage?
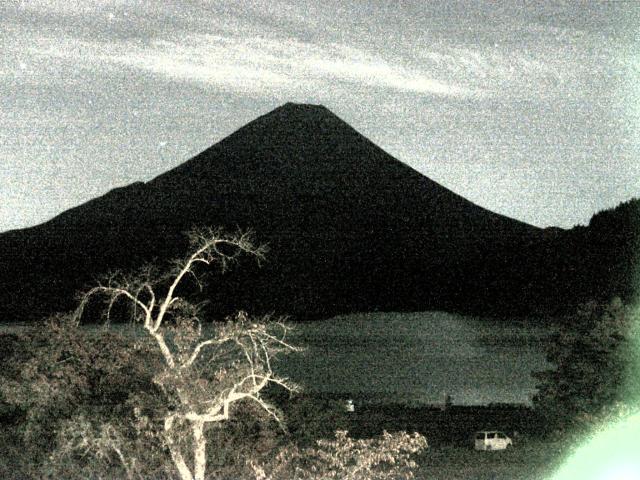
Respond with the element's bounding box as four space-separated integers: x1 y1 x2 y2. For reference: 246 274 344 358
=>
532 298 636 433
0 318 168 478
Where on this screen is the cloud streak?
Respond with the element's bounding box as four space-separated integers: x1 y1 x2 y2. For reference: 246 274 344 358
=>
6 0 629 104
25 32 480 98
6 1 607 102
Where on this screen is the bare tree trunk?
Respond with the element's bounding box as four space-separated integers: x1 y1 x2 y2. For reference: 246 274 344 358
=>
169 446 193 480
193 420 207 480
165 417 194 480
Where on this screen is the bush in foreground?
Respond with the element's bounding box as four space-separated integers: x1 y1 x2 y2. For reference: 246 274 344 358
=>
2 228 300 480
255 430 428 480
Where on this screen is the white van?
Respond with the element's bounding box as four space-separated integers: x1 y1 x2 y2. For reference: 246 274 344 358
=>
474 431 513 451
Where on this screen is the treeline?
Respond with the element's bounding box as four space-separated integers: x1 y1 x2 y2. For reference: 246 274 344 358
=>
532 297 640 435
490 198 640 317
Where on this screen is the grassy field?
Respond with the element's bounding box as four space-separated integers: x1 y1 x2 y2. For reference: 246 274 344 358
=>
352 403 567 480
0 420 570 480
415 439 569 480
303 400 571 479
282 396 568 480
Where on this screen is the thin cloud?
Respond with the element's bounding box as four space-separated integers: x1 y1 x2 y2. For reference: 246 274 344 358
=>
26 32 479 98
13 0 134 16
6 0 629 103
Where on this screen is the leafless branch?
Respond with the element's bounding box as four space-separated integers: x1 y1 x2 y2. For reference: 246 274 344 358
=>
67 227 294 480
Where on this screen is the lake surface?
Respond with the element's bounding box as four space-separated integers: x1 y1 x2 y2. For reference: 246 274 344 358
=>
275 311 553 406
1 311 554 406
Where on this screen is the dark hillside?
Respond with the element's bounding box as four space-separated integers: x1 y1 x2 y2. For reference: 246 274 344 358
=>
0 104 636 321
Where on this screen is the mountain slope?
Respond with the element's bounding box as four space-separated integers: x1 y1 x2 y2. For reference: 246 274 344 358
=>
0 103 633 322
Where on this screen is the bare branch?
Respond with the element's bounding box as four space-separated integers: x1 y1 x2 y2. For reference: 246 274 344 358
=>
182 337 230 368
64 227 293 480
76 286 151 323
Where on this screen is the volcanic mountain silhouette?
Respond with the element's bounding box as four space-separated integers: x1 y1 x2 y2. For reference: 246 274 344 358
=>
0 103 636 321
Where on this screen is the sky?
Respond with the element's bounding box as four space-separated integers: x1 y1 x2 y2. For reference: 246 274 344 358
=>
1 0 639 232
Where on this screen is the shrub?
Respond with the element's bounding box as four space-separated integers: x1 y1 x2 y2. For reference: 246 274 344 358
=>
532 298 635 434
256 430 428 480
1 229 299 480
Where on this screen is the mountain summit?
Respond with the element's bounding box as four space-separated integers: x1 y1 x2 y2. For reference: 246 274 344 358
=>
0 104 634 321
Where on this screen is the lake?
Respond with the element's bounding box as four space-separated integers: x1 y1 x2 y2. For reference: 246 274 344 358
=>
0 311 553 406
276 311 553 406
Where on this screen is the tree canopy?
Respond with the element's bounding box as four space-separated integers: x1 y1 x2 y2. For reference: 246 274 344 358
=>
533 298 639 433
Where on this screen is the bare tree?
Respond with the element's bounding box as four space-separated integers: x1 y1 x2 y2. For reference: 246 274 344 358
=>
73 227 300 480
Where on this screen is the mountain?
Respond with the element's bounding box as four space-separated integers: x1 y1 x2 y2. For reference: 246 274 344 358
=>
0 103 636 322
